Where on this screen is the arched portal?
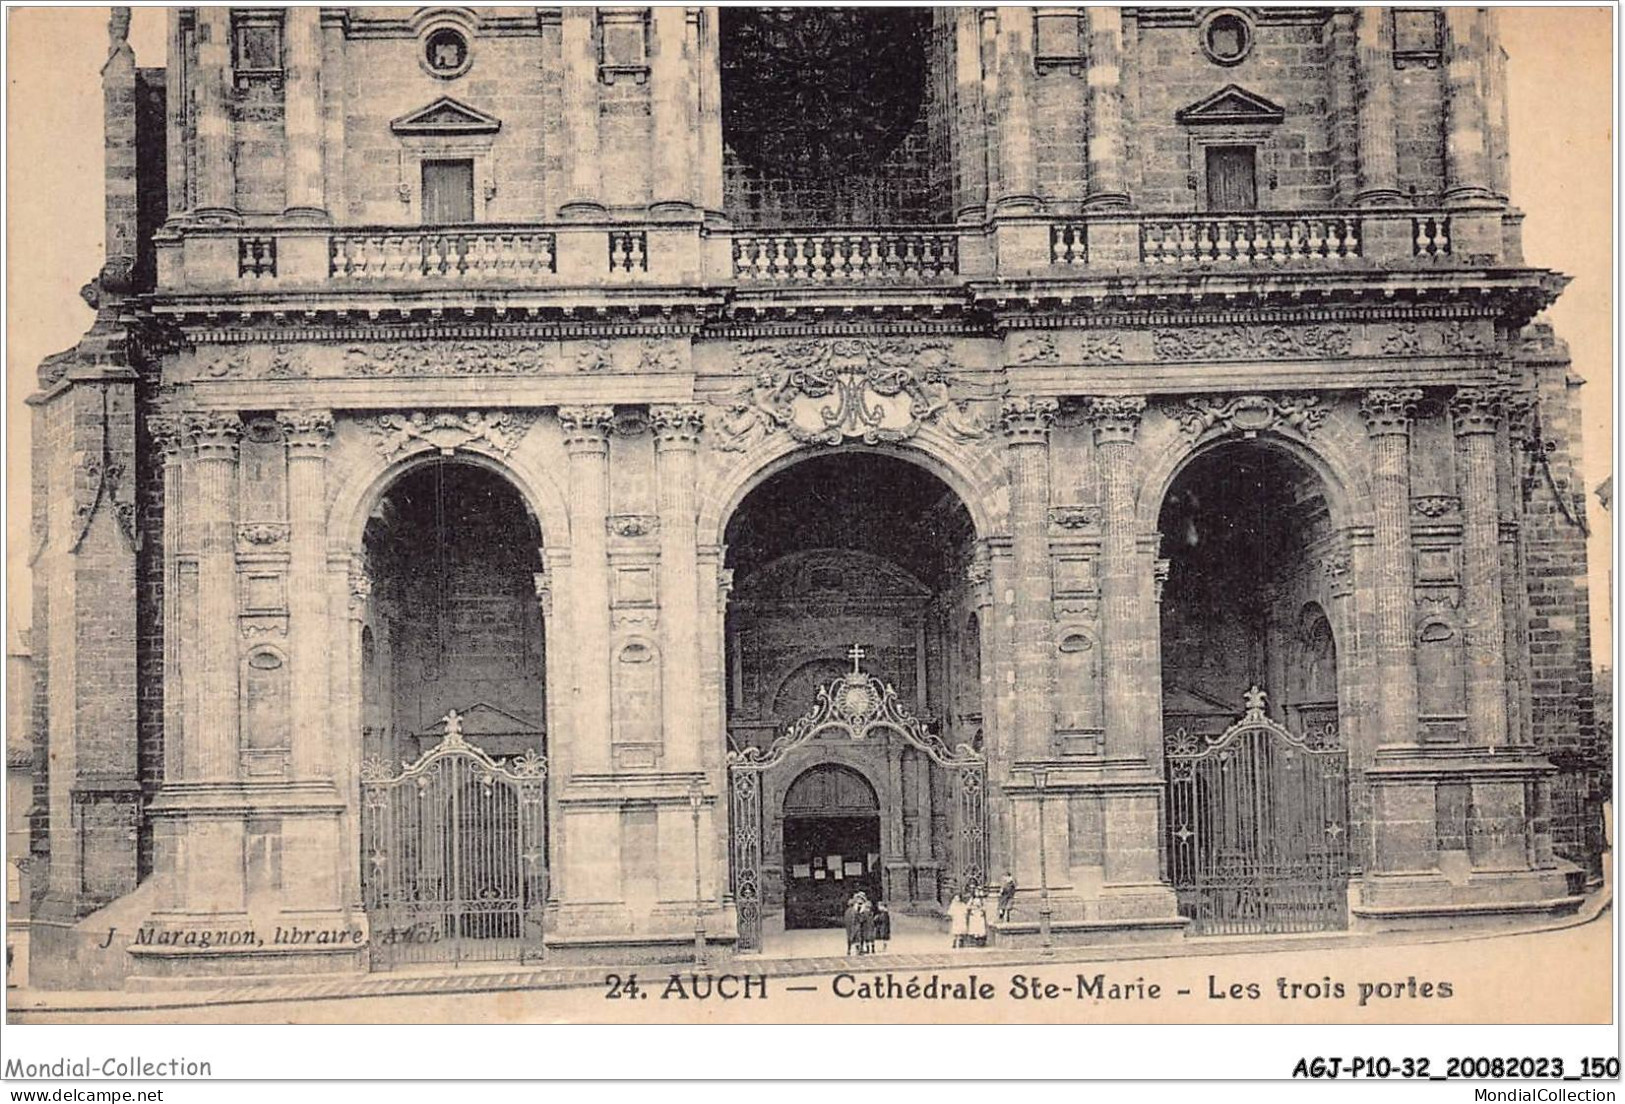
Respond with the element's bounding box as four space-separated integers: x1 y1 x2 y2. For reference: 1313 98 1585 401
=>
355 459 550 966
724 450 984 939
781 764 882 929
1157 439 1350 934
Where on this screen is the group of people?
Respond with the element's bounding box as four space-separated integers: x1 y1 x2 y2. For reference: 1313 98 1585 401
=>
948 872 1018 950
842 892 891 955
838 873 1018 956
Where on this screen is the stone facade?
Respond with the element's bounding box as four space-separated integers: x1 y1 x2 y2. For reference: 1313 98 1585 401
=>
24 6 1602 987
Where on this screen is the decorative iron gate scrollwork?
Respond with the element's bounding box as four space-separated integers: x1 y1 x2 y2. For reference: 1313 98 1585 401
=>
1165 687 1349 935
727 648 986 952
361 711 548 969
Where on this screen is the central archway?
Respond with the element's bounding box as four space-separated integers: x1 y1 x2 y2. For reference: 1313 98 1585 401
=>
723 450 985 945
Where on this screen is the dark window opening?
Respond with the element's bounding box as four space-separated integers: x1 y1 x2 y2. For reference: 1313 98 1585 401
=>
233 16 282 73
1206 145 1259 212
1204 14 1250 64
421 159 476 224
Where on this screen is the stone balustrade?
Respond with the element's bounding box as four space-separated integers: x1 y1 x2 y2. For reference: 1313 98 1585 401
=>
731 229 960 283
329 229 558 280
1139 213 1363 266
152 207 1512 294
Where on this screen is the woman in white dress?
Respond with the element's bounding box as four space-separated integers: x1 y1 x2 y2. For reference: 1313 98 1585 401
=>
967 893 988 947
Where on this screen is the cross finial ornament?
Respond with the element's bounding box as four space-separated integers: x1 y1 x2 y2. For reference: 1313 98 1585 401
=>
1243 686 1268 715
847 644 867 674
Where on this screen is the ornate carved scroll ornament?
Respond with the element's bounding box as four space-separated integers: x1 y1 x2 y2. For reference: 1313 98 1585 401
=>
366 410 537 459
1174 393 1328 439
709 340 997 451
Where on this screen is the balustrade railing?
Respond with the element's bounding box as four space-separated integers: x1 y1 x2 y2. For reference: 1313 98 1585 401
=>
732 229 960 282
609 230 648 273
1413 214 1452 258
1140 214 1362 265
329 229 558 280
1050 222 1088 265
238 236 277 278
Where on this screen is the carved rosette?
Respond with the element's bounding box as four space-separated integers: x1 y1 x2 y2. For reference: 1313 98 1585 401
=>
607 515 659 539
1358 388 1422 438
1083 395 1147 447
1449 385 1506 437
1174 394 1328 439
1048 505 1102 530
238 522 290 546
278 408 335 457
998 396 1059 445
557 405 616 452
650 404 707 448
184 411 244 461
1411 495 1461 520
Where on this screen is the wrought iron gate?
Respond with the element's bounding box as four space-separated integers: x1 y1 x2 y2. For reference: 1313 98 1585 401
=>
728 654 986 952
361 711 548 968
1165 687 1348 935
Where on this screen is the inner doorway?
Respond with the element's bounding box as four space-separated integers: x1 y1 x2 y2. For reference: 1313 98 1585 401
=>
781 765 882 929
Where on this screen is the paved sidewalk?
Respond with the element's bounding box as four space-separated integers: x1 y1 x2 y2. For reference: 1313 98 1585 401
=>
7 887 1608 1016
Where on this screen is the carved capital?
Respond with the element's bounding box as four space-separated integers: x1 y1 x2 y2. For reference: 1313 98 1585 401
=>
278 408 335 457
999 396 1059 444
1359 388 1422 437
147 413 185 460
348 566 374 612
1083 395 1147 447
557 405 616 451
1449 385 1506 436
183 411 243 462
650 403 707 447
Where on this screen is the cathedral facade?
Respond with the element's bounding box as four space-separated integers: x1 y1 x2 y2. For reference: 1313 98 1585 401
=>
25 6 1602 987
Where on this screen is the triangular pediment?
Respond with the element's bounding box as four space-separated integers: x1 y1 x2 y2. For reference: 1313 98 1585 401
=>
391 96 501 136
1175 84 1285 126
417 701 542 739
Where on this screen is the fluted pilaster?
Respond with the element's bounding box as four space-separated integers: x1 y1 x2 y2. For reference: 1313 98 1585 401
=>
1000 397 1058 760
1086 396 1150 762
1360 388 1422 745
653 405 706 771
559 406 615 769
1450 386 1510 748
184 411 242 778
280 410 334 776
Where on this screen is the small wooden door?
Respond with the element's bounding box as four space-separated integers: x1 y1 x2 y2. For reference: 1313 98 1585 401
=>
422 159 475 224
1206 146 1259 212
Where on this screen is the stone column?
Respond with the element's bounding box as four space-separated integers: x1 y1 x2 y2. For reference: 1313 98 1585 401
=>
696 8 725 215
560 8 604 216
650 6 694 214
282 6 326 220
279 410 333 776
1443 7 1494 205
194 7 238 221
952 7 989 221
1086 396 1151 763
184 411 243 778
992 7 1040 213
1354 7 1402 206
164 9 188 221
652 405 705 772
1450 386 1510 748
1082 7 1130 210
559 406 615 771
999 397 1058 761
1360 389 1422 745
